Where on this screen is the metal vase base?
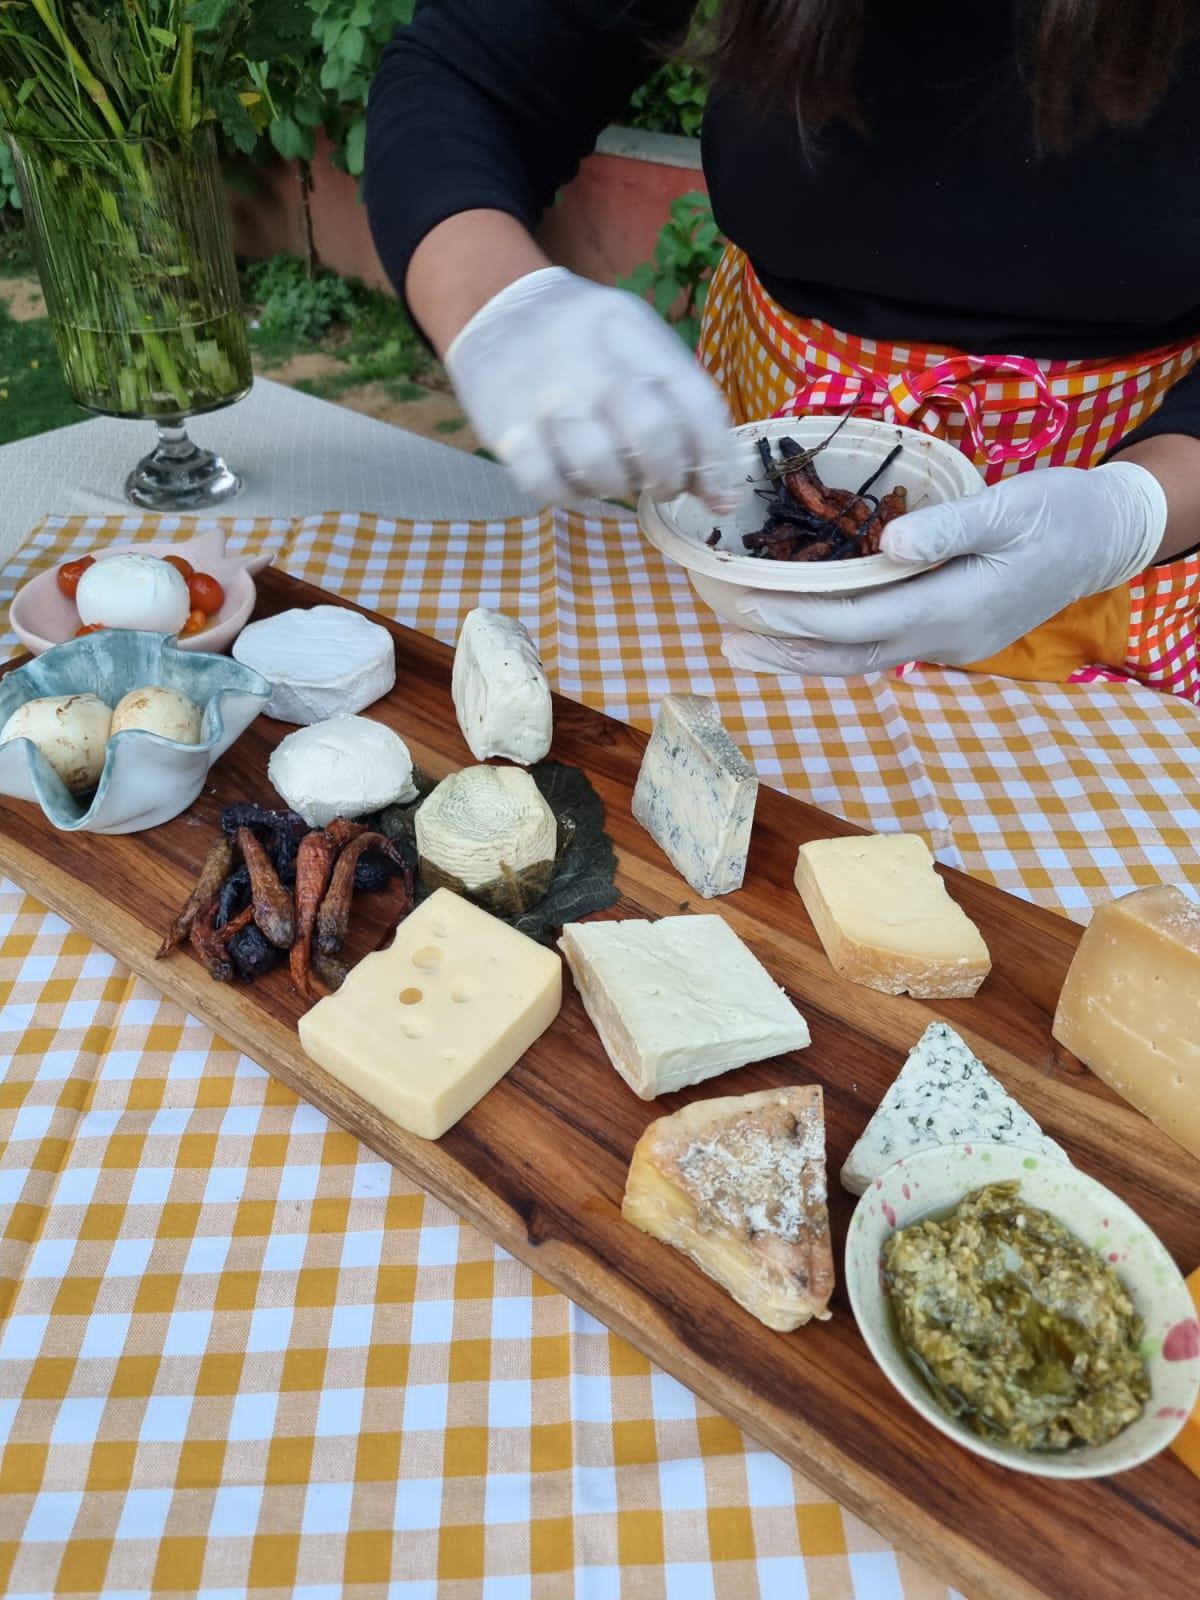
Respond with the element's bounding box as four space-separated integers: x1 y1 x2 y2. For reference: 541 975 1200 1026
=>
125 423 243 511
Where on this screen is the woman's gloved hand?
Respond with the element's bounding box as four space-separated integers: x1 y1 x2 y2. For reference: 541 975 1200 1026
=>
721 461 1168 676
444 266 738 510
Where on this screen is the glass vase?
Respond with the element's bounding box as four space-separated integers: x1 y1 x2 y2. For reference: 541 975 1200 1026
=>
10 125 252 510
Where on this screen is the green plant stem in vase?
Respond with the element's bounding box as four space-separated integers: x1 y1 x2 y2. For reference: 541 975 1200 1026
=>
0 2 265 510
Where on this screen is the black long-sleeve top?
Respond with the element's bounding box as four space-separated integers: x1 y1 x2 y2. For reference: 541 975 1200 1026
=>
364 0 1200 447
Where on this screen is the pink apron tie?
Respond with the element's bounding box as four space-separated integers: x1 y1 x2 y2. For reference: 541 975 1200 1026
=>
773 352 1070 467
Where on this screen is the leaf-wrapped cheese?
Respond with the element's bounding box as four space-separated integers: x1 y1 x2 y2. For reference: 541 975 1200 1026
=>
414 765 559 915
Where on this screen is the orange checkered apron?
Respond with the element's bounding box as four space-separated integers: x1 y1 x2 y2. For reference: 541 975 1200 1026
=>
697 245 1200 700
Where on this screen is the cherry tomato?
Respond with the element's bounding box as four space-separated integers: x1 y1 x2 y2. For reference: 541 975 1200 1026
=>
57 555 95 600
180 608 208 637
187 571 224 614
74 622 105 637
163 554 193 581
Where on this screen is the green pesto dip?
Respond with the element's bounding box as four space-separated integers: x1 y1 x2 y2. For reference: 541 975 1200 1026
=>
882 1181 1149 1452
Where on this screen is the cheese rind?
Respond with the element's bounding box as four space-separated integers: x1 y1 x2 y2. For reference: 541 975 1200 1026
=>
1170 1268 1200 1478
451 607 552 765
232 605 396 725
558 915 810 1099
623 1085 834 1329
794 833 990 999
840 1021 1068 1195
632 693 758 898
298 888 561 1138
1052 885 1200 1162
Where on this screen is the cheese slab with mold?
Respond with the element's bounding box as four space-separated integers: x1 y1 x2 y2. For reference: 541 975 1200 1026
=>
841 1021 1068 1196
623 1085 834 1330
558 914 809 1099
298 888 561 1139
632 693 758 898
794 832 990 998
1053 885 1200 1162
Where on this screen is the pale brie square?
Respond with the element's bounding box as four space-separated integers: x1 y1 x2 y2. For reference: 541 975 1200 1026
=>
632 694 758 898
559 915 810 1099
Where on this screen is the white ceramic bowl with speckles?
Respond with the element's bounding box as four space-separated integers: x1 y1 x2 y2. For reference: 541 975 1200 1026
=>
845 1142 1199 1478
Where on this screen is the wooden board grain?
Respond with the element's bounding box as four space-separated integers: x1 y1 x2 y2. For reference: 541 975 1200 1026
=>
1 566 1197 1600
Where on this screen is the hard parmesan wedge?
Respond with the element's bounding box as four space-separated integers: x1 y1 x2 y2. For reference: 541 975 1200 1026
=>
840 1022 1068 1195
623 1085 834 1330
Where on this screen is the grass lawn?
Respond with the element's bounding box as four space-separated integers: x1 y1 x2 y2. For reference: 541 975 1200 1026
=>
0 303 86 443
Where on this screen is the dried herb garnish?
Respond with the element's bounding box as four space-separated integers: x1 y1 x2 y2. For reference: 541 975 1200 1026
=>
737 430 909 563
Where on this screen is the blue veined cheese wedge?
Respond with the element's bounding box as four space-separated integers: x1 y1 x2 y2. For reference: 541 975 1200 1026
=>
558 914 809 1099
840 1022 1068 1195
632 694 758 898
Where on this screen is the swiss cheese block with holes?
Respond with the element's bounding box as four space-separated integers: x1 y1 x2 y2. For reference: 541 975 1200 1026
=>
298 887 562 1139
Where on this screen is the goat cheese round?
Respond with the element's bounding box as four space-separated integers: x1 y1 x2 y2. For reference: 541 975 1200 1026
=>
267 714 417 827
111 685 203 744
0 693 112 794
451 607 552 765
75 554 191 634
233 605 396 725
415 765 557 891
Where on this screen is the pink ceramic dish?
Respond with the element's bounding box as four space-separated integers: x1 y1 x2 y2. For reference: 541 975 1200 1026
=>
9 527 273 658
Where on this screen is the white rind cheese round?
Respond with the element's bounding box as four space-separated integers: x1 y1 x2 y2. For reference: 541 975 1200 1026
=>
451 607 552 765
268 714 417 827
415 765 556 889
232 605 396 725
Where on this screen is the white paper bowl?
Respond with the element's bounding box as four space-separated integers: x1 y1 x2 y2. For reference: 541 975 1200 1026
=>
638 417 985 630
0 630 270 834
845 1142 1199 1478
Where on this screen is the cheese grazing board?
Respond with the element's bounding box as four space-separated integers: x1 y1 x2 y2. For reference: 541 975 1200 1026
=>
1 564 1198 1600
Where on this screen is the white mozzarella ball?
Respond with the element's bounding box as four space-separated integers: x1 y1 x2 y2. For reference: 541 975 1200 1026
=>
76 554 191 634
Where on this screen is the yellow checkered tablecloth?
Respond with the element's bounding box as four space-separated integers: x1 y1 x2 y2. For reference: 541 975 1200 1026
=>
3 508 1200 1600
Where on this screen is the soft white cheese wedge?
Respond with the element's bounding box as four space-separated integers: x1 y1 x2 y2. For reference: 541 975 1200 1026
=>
558 915 810 1099
633 694 758 898
451 607 552 764
232 605 395 725
840 1021 1068 1195
267 714 417 826
415 765 556 890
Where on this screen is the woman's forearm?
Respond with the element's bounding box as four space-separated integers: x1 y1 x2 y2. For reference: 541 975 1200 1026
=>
1112 433 1200 562
404 210 551 357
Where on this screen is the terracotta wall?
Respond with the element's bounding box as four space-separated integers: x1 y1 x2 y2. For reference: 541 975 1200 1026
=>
228 130 708 294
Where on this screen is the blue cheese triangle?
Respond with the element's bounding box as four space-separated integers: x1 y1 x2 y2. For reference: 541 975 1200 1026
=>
840 1022 1068 1195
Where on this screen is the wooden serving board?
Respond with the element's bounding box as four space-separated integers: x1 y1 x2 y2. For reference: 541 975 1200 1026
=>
1 567 1196 1600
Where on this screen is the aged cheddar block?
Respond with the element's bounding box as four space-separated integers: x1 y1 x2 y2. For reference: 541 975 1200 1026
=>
632 693 758 898
840 1022 1068 1195
1053 885 1200 1162
298 888 561 1139
794 833 991 999
623 1084 834 1330
1170 1267 1200 1478
558 914 810 1100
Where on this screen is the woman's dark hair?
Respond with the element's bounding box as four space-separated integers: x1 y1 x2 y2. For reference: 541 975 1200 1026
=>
708 0 1195 149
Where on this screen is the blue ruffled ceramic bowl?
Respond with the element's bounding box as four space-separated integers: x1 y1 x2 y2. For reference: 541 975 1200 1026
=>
0 631 270 834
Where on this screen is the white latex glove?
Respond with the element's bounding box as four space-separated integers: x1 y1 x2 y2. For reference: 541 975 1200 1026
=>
721 461 1168 676
444 266 738 510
